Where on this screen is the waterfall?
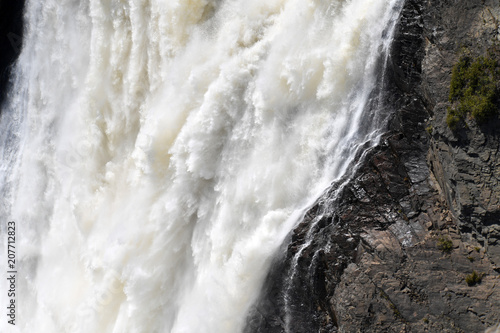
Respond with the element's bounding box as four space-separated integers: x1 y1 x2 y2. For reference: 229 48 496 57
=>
0 0 402 332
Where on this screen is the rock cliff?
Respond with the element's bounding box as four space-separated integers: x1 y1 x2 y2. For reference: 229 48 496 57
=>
245 0 500 332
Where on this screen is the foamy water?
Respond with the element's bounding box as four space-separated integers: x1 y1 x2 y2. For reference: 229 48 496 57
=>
0 0 402 332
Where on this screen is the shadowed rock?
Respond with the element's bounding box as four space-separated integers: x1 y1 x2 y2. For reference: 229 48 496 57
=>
0 0 25 108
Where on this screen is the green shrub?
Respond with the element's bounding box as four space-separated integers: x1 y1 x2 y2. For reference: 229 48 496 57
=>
437 237 453 253
446 107 461 130
447 55 499 129
465 270 483 286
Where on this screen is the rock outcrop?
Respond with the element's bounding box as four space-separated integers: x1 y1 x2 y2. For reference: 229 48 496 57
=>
245 0 500 332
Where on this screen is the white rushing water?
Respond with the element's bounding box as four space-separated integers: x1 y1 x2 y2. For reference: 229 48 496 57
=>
0 0 402 332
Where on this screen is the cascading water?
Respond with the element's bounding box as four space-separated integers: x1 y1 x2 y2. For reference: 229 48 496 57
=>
0 0 403 332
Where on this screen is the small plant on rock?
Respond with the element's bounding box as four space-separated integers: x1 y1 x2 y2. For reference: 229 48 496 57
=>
437 237 453 253
465 270 483 286
447 55 500 129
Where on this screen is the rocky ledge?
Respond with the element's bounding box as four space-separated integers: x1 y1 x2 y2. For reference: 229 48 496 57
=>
245 0 500 332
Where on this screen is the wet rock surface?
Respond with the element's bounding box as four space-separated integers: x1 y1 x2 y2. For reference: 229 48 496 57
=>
245 0 500 332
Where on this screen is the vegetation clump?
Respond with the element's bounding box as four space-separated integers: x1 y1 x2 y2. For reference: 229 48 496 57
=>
437 237 453 253
447 55 500 129
465 270 483 286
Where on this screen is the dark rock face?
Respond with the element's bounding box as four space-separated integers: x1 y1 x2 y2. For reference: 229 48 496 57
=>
245 0 500 332
423 0 500 267
0 0 25 107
